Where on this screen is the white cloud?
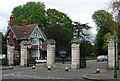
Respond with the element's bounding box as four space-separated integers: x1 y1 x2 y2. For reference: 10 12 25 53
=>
0 0 111 35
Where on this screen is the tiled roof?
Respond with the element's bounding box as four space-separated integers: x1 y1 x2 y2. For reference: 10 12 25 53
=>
11 24 37 40
39 28 47 41
9 24 47 50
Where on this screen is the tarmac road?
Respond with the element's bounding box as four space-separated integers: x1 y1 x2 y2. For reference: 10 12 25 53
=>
1 61 108 79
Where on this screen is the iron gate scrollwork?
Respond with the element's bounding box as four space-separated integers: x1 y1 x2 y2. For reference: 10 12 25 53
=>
55 50 71 64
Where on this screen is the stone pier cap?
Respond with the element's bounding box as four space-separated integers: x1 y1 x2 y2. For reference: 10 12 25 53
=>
107 36 114 42
47 39 56 44
8 41 15 46
20 41 29 45
70 38 81 44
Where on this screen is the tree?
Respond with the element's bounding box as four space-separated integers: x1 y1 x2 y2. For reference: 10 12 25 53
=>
72 22 91 40
0 32 6 54
44 24 73 51
103 32 112 51
108 0 120 54
92 10 113 31
12 4 74 34
92 10 114 55
12 2 47 29
11 2 93 55
46 8 73 35
108 0 120 22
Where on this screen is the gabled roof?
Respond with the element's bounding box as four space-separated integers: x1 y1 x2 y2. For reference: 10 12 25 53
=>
28 25 47 41
5 24 47 41
5 26 18 40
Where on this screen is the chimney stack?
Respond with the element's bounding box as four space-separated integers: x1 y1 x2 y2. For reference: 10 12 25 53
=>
10 15 14 26
22 19 27 37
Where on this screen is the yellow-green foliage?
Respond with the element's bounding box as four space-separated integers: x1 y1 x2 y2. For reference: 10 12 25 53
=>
103 32 111 51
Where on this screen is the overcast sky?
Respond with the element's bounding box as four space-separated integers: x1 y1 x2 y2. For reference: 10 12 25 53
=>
0 0 111 35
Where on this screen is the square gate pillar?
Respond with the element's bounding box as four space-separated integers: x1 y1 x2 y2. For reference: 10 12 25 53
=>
47 39 56 67
20 41 28 66
7 45 15 66
107 36 118 69
70 38 80 69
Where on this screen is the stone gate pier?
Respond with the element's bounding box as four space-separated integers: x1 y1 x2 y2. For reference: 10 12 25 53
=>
47 39 56 68
107 36 118 69
7 44 15 66
70 38 81 69
20 41 28 66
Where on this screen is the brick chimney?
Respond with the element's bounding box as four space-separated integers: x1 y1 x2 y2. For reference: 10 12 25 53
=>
10 15 14 26
22 19 27 37
9 30 13 42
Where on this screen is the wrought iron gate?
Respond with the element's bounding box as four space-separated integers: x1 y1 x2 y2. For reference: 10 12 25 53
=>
80 41 86 68
55 50 71 64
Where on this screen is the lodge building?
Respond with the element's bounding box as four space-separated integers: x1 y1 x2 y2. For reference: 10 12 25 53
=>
5 15 47 66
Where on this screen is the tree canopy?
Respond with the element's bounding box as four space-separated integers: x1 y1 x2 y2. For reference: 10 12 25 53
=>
10 1 92 55
73 22 91 40
92 10 114 55
92 10 113 31
12 2 47 29
109 0 120 21
46 8 73 35
46 8 72 28
44 24 73 51
103 32 112 51
0 32 6 54
108 0 120 39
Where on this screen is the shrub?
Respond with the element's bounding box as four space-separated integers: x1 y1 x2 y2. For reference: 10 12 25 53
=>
27 58 36 66
1 59 8 66
14 58 20 65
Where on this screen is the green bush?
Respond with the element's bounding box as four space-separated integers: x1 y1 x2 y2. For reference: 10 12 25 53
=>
1 59 8 66
27 58 36 66
14 58 20 65
86 56 96 60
